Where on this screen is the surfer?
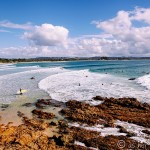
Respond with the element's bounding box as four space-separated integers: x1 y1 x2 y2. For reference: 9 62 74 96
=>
20 88 23 95
30 77 35 80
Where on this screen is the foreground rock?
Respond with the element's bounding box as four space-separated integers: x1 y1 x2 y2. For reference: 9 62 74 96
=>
61 97 150 128
61 100 113 126
58 124 150 150
0 123 66 150
96 97 150 128
0 96 150 149
0 111 64 149
0 120 149 150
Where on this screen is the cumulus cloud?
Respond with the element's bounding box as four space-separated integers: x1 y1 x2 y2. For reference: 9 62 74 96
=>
1 7 150 58
24 24 69 46
67 37 130 57
91 7 150 56
0 45 73 58
130 7 150 24
0 46 40 58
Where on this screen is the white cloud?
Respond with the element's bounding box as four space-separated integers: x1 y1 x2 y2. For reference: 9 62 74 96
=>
130 7 150 24
91 7 150 56
68 37 130 57
0 21 33 30
24 24 69 46
1 7 150 58
0 46 40 58
80 34 113 39
95 10 132 35
0 45 75 58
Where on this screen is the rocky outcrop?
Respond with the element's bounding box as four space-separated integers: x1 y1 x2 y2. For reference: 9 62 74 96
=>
22 103 33 107
59 125 150 150
61 100 113 126
0 111 68 149
50 121 57 126
1 104 9 111
32 109 55 119
0 120 149 150
61 97 150 128
0 123 66 150
18 111 49 130
35 99 65 109
117 125 136 137
0 96 150 149
142 130 150 135
35 99 52 109
96 97 150 128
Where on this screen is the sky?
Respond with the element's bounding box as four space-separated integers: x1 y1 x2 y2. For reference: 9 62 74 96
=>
0 0 150 58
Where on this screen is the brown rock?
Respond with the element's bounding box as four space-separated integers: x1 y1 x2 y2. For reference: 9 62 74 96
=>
32 109 55 119
50 121 57 126
22 103 33 107
35 99 52 108
142 130 150 135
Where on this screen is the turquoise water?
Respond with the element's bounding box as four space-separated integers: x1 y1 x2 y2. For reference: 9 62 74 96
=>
14 60 150 78
0 60 150 104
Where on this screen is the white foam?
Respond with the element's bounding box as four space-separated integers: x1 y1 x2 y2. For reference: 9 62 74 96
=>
68 122 126 137
85 99 103 106
115 120 150 145
74 141 99 150
39 70 150 103
0 67 67 103
137 74 150 90
0 67 65 79
0 64 15 69
69 121 150 145
74 141 86 147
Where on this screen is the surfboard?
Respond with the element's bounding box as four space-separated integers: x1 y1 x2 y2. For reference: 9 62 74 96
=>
17 90 27 94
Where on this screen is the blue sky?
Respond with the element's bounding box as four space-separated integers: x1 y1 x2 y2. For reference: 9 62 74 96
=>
1 0 149 36
0 0 150 57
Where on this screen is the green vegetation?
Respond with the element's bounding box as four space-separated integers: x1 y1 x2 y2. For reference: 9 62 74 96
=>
0 57 150 63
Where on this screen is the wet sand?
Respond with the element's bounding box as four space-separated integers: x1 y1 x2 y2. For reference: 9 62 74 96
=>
0 96 63 126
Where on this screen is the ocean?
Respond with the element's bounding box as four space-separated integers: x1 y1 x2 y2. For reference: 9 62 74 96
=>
0 60 150 104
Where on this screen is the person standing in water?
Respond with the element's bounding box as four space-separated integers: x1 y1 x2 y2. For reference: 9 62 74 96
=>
20 88 23 95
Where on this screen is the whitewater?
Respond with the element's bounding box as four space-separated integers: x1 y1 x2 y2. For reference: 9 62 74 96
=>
0 60 150 104
39 69 150 104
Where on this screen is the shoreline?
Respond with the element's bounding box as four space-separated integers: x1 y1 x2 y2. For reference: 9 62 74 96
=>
0 95 150 149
